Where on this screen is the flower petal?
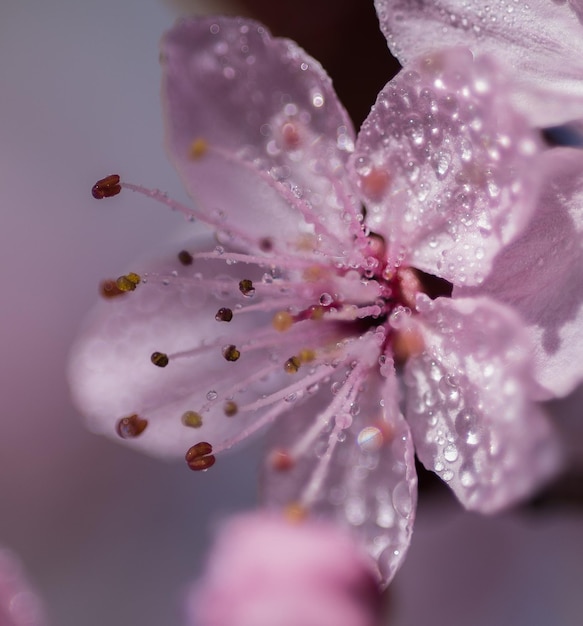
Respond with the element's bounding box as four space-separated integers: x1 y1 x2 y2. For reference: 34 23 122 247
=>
261 365 417 587
458 148 583 399
188 512 382 626
352 48 541 286
405 295 560 513
161 17 361 260
374 0 583 127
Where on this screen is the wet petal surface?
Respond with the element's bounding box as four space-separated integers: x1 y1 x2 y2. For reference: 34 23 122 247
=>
405 295 560 513
352 48 541 286
374 0 583 126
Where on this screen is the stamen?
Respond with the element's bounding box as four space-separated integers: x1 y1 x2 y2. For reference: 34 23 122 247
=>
298 348 316 363
115 272 141 292
189 137 208 160
223 345 241 362
99 279 125 299
238 279 255 297
150 351 169 368
215 307 233 322
92 174 121 199
116 414 148 438
223 400 238 417
284 502 308 522
272 310 294 332
177 250 194 266
182 411 203 428
284 356 301 374
185 442 215 471
269 448 295 472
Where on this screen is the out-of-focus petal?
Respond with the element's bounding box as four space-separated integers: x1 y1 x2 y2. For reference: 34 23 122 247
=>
458 148 583 399
405 295 560 513
161 16 362 261
374 0 583 127
351 48 541 286
262 363 417 587
0 549 46 626
187 512 382 626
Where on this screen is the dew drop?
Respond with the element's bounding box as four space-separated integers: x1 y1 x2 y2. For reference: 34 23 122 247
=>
455 408 481 445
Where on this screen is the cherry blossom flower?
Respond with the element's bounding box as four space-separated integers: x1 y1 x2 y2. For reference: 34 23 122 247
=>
186 511 382 626
0 549 47 626
69 16 560 584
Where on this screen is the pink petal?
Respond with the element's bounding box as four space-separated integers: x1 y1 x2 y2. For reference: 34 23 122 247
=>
0 549 46 626
161 17 361 260
374 0 583 127
405 295 560 513
261 366 417 587
458 148 583 399
187 512 382 626
351 48 541 286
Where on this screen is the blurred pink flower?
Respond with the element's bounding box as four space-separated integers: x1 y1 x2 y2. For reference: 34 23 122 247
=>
0 549 46 626
69 16 562 584
186 511 382 626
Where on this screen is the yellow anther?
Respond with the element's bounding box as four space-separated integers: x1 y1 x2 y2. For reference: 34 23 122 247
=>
182 411 203 428
284 502 308 523
272 310 294 332
189 137 208 160
298 348 315 363
223 345 241 362
309 305 325 320
302 265 325 282
115 272 141 292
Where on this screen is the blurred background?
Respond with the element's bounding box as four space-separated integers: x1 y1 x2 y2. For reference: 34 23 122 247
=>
1 1 582 625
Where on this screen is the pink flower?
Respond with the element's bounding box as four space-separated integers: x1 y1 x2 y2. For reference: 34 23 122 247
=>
69 16 562 584
185 511 382 626
0 549 46 626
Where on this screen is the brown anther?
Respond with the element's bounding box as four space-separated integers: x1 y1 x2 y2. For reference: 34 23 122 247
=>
185 441 215 471
177 250 193 266
302 265 325 282
259 237 273 252
116 414 148 439
92 174 121 199
270 448 294 472
223 345 241 362
99 279 125 299
298 348 315 363
284 356 301 374
223 400 238 417
272 310 293 332
238 279 255 297
215 307 233 322
189 138 208 160
115 272 141 292
151 351 169 368
182 411 203 428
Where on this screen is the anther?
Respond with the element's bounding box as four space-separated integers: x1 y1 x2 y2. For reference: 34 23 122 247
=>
177 250 193 266
272 310 293 332
223 400 238 417
116 414 148 439
151 351 169 368
115 272 141 292
223 345 241 362
284 502 308 523
182 411 203 428
284 356 301 374
298 348 315 363
189 138 208 160
92 174 121 199
185 441 215 471
238 279 255 297
215 307 233 322
99 279 125 299
269 448 294 471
